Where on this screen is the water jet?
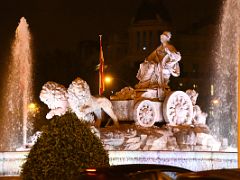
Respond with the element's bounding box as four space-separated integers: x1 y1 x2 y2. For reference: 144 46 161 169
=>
0 17 33 151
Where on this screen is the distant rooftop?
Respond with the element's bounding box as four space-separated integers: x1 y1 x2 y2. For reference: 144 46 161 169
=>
132 0 171 23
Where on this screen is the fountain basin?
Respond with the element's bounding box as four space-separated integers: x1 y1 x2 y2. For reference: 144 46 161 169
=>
0 151 237 176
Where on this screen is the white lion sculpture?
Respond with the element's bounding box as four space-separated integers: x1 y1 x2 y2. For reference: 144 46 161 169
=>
39 81 69 119
40 77 119 127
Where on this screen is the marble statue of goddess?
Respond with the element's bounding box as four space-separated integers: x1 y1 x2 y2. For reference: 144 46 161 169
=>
136 31 181 90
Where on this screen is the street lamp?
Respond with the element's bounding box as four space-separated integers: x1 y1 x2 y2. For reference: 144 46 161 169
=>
104 75 129 87
28 102 39 117
104 75 113 84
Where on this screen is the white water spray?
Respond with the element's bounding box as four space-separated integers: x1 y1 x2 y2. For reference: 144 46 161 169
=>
210 0 240 147
0 17 33 151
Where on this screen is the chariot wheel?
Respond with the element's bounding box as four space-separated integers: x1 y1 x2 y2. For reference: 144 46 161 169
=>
163 91 193 125
133 100 157 127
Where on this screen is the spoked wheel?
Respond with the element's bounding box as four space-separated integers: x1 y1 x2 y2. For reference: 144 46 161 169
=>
163 91 193 125
133 100 157 127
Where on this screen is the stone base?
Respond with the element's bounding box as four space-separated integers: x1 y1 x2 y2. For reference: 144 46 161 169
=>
109 151 237 171
0 151 237 175
100 124 227 151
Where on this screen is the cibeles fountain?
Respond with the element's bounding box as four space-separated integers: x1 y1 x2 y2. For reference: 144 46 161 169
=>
0 0 239 175
27 30 236 171
37 31 218 151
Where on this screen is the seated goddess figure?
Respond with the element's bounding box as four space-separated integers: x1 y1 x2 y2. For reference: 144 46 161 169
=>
135 31 181 91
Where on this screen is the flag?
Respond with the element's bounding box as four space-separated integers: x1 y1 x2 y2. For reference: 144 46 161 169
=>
99 35 105 95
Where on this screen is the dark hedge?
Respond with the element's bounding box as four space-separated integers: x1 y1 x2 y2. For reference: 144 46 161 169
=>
21 113 109 180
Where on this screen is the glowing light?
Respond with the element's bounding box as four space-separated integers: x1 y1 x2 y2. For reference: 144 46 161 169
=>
210 84 214 96
85 168 96 172
28 103 39 113
212 99 219 105
104 75 113 84
142 46 147 50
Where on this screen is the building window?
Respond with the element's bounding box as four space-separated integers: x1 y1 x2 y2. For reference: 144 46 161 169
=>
158 30 161 44
136 31 140 50
143 31 146 49
192 63 199 78
149 31 153 48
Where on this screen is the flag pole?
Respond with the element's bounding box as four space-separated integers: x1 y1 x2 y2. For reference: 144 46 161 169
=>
99 35 105 95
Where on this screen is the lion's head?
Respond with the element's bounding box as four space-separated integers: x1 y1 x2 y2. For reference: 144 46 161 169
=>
67 77 94 122
40 81 68 110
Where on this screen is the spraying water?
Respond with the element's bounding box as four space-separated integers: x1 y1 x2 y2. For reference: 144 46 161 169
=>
209 0 240 147
0 17 33 151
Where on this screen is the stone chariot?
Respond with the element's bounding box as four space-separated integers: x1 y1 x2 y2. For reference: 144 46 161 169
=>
111 31 197 127
111 88 193 127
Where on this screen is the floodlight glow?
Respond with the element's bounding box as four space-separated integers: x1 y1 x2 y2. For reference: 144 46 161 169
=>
104 76 113 84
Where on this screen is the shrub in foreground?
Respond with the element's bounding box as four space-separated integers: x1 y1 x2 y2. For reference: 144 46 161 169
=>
21 113 109 179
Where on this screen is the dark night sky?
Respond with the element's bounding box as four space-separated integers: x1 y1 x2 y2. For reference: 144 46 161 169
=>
0 0 141 50
0 0 220 50
0 0 221 97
